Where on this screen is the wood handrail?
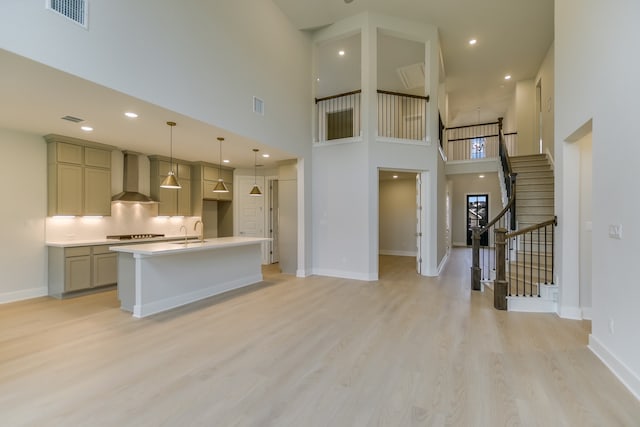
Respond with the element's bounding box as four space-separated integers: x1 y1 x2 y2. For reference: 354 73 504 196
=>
315 90 361 104
447 133 499 143
505 217 557 239
445 120 500 131
479 188 516 235
376 90 430 102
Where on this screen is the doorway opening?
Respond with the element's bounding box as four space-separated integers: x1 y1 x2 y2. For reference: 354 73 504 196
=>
378 169 422 277
466 194 488 246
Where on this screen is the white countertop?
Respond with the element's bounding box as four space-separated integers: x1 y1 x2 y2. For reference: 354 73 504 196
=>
46 235 200 248
110 236 271 256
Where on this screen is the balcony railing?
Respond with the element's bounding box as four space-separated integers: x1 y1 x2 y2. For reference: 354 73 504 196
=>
445 121 517 161
377 90 429 142
315 90 361 143
314 89 431 144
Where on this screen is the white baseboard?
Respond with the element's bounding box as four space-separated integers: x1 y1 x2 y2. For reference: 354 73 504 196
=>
559 305 582 320
311 268 376 282
296 269 309 278
437 250 450 275
589 334 640 401
581 307 593 320
0 286 48 304
507 296 557 313
379 250 417 257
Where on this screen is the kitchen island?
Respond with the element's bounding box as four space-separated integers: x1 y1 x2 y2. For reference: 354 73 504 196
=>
110 236 270 318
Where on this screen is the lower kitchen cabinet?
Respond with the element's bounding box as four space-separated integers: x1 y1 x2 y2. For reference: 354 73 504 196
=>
93 246 118 287
48 245 118 298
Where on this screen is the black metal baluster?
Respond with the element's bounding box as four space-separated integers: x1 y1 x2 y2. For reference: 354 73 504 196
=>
537 228 541 297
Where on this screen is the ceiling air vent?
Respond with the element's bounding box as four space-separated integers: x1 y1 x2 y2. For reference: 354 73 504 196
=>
61 115 84 123
253 96 264 115
396 63 425 90
46 0 88 28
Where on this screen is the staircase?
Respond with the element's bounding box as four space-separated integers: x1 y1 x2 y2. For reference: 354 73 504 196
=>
506 154 558 311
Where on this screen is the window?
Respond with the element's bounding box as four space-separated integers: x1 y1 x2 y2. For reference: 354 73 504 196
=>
326 109 354 140
470 137 486 159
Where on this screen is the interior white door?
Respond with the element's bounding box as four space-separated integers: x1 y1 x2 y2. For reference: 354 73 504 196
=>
237 176 265 240
416 173 422 274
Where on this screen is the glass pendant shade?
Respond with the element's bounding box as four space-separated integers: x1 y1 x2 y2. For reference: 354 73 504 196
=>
160 121 181 189
213 137 229 193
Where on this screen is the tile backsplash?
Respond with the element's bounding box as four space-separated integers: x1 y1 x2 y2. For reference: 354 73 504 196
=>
45 202 201 241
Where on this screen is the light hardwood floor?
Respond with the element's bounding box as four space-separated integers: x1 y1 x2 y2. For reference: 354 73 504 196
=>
1 249 638 426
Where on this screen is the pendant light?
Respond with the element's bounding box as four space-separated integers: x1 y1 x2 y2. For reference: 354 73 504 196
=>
213 137 229 193
249 148 262 196
160 121 181 189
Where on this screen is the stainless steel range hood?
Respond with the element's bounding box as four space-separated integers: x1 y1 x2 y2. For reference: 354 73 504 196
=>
111 152 157 203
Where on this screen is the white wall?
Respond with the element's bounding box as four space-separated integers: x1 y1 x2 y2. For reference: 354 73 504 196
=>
0 129 47 301
379 178 416 256
312 12 442 280
535 43 555 158
578 132 592 318
556 0 640 398
515 79 536 154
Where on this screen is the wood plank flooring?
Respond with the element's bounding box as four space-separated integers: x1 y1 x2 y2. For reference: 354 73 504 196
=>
1 249 639 426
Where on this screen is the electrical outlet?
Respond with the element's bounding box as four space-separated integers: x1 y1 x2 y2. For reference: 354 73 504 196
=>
609 318 615 334
608 224 622 239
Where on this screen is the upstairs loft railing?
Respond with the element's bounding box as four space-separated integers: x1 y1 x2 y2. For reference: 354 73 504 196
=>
377 90 429 142
314 89 430 144
315 90 362 143
445 120 518 161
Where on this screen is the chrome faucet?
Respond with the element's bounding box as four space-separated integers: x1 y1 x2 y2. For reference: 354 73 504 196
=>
194 220 204 242
180 225 188 244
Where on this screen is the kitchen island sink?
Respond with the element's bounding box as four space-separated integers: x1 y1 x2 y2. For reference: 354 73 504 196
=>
110 237 270 318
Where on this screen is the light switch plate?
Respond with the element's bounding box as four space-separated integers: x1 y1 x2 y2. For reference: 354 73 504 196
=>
608 224 622 239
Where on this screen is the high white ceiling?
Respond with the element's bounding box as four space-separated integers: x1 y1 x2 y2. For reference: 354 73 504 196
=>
0 49 294 169
274 0 554 125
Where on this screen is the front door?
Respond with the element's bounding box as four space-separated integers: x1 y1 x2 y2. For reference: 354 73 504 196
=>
466 194 488 246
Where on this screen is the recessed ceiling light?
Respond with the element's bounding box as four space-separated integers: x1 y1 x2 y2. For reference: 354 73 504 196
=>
124 112 138 118
223 159 230 163
393 175 399 179
479 175 485 178
262 153 270 158
504 75 512 80
81 126 93 132
316 77 320 82
469 39 477 45
338 50 345 56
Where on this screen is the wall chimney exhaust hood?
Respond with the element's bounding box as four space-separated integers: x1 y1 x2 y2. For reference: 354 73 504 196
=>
112 152 157 203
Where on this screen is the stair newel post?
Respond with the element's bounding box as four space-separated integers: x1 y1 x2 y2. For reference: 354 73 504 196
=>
471 226 482 291
493 228 508 310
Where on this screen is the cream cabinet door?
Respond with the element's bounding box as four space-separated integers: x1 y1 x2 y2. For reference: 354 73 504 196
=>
177 180 192 216
157 187 178 216
93 253 118 287
57 164 83 216
64 256 91 291
84 167 111 216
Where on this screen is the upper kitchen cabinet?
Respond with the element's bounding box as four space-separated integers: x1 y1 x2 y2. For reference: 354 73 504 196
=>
149 156 192 216
45 135 115 216
191 162 234 215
